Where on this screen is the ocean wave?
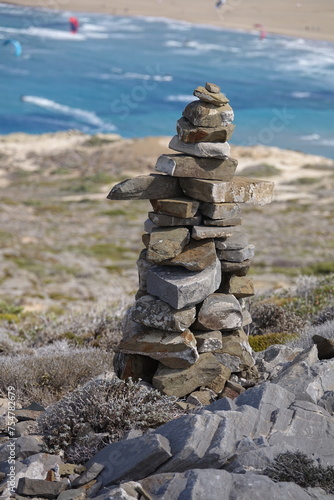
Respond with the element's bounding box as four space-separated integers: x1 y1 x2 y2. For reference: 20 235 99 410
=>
97 71 172 82
291 92 311 98
81 23 107 32
0 63 29 75
166 95 194 103
0 26 85 41
165 39 240 53
301 134 321 141
21 96 116 132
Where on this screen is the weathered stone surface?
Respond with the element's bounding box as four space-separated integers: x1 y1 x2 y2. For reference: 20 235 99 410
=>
152 353 231 397
220 380 246 400
199 202 240 220
148 211 201 227
116 328 199 369
150 197 200 218
147 257 221 309
11 436 43 460
84 433 172 487
169 136 231 160
183 100 234 127
143 218 157 233
193 331 223 353
153 412 223 472
203 217 242 226
187 390 216 406
194 86 230 106
180 177 275 205
313 334 334 360
217 245 255 262
205 82 220 93
215 229 249 250
220 276 255 298
72 462 105 487
114 352 158 383
177 117 235 143
161 239 217 271
156 152 237 181
57 489 86 500
146 227 190 263
196 294 243 331
15 408 44 422
107 174 182 200
132 295 196 332
192 225 236 240
254 344 303 381
214 329 255 371
221 259 251 276
136 250 154 291
17 478 66 499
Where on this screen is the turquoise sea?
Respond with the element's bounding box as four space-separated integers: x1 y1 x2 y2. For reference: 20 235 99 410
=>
0 3 334 158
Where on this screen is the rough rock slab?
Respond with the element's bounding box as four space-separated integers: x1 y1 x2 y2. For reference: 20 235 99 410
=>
180 177 275 205
168 136 231 160
217 245 255 262
136 249 154 291
161 239 217 271
215 229 249 250
205 82 220 93
221 276 255 298
150 197 200 218
17 478 66 499
107 174 182 200
203 217 242 227
213 329 255 371
196 294 243 331
116 328 199 369
147 257 221 309
183 100 234 127
147 227 190 264
82 433 172 488
191 225 237 240
177 117 235 143
199 202 240 220
313 334 334 360
194 331 223 353
152 352 231 397
131 294 196 332
193 86 230 106
187 390 216 406
148 211 201 227
220 259 251 276
156 152 237 179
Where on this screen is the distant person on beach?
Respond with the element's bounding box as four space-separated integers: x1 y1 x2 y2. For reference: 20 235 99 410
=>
215 0 226 8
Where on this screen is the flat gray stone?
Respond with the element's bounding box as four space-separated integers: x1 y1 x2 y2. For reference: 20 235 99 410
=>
215 229 249 250
146 257 221 309
236 381 296 412
217 245 255 262
148 212 201 227
150 197 200 218
17 478 66 499
107 174 182 200
199 202 240 220
192 225 237 240
132 295 196 332
57 489 86 500
205 82 220 93
180 177 275 205
196 294 243 331
116 328 199 369
183 100 234 127
72 462 105 486
83 433 172 488
156 152 237 180
203 217 242 226
177 117 235 143
153 352 231 397
140 469 233 500
169 136 231 159
147 227 190 264
220 259 251 276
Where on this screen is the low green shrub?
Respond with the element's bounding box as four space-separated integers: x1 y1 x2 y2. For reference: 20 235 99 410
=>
249 332 298 352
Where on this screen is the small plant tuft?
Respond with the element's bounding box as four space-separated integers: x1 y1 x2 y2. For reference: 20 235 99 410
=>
263 451 334 494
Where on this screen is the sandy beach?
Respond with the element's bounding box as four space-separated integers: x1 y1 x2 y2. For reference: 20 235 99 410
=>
3 0 334 42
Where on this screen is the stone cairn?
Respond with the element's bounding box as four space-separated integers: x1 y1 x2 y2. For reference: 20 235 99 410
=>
108 82 274 405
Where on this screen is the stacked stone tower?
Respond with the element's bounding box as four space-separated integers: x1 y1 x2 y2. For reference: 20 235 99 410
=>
108 83 274 404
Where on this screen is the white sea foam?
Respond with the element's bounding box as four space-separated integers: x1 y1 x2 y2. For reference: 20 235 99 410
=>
0 26 85 41
97 71 172 82
166 95 194 103
291 92 311 98
22 96 116 131
301 134 321 141
0 63 29 75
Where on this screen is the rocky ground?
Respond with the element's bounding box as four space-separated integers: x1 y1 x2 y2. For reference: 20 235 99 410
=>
0 130 333 315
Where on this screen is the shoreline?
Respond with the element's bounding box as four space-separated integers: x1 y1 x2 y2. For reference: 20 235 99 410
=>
2 0 334 43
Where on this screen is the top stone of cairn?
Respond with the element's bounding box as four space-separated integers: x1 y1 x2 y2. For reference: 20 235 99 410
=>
194 83 229 106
